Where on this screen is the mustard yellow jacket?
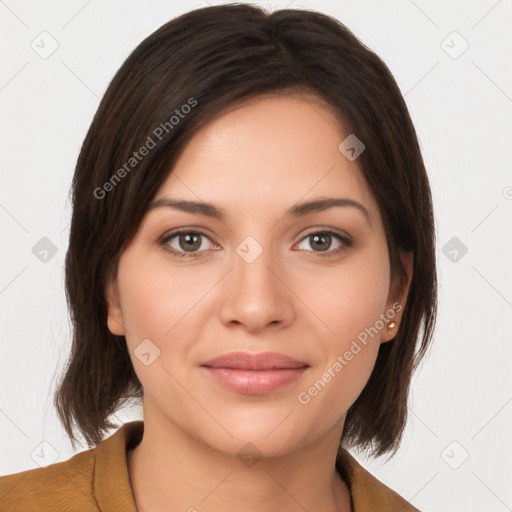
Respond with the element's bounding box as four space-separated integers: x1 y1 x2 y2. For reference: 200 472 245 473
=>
0 421 419 511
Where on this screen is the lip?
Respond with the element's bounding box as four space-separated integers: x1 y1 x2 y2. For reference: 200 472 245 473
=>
202 367 309 394
200 351 310 395
201 351 309 370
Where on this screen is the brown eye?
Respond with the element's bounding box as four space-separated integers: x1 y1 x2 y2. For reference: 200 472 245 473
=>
161 230 216 258
309 233 332 251
178 233 202 252
295 230 353 257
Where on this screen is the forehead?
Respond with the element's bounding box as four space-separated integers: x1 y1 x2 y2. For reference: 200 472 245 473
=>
152 94 377 221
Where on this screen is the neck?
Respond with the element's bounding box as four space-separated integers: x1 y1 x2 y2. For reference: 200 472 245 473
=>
127 408 352 512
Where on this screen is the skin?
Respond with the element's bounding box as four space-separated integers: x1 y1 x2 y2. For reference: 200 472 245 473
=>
106 93 412 512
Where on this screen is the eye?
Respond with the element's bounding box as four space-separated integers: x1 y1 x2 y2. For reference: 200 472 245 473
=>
159 228 353 259
160 230 217 258
295 230 353 256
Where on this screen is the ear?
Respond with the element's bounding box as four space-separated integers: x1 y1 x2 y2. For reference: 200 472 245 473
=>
380 251 413 343
105 278 125 336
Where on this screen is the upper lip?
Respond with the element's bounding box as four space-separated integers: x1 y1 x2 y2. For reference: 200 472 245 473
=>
201 351 309 370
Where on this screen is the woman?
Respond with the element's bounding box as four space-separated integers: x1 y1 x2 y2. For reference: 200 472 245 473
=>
0 3 436 511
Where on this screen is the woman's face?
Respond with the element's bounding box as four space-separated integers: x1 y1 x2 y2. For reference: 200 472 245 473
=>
106 93 410 458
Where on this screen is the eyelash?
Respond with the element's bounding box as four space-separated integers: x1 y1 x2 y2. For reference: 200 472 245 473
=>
158 228 353 259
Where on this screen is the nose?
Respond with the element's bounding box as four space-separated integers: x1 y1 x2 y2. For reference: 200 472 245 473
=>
218 243 295 333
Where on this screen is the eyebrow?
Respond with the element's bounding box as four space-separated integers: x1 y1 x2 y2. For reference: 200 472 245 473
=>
148 196 372 225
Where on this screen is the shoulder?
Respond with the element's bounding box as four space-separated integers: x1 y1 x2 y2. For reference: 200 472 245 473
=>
0 420 143 512
337 449 421 512
0 447 99 512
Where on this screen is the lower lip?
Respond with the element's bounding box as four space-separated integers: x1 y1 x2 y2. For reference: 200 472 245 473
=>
201 366 309 394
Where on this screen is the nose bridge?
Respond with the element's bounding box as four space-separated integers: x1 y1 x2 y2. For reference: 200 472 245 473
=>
234 234 280 300
219 233 293 330
235 235 275 288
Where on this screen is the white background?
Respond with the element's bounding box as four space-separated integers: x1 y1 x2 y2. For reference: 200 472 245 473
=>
1 1 511 510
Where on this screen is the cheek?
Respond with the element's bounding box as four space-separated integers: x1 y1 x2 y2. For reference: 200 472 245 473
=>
116 250 210 341
115 252 217 394
297 245 391 347
293 248 390 418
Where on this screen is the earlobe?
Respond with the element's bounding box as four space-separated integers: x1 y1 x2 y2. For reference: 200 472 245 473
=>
381 251 413 344
105 280 125 336
380 320 398 344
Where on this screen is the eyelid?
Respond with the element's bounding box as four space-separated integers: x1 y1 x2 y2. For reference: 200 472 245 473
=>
298 226 352 242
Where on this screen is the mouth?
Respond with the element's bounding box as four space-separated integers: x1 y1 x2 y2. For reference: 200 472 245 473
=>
200 351 310 394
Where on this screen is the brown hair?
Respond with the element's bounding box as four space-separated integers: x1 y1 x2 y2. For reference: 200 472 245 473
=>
54 3 437 456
